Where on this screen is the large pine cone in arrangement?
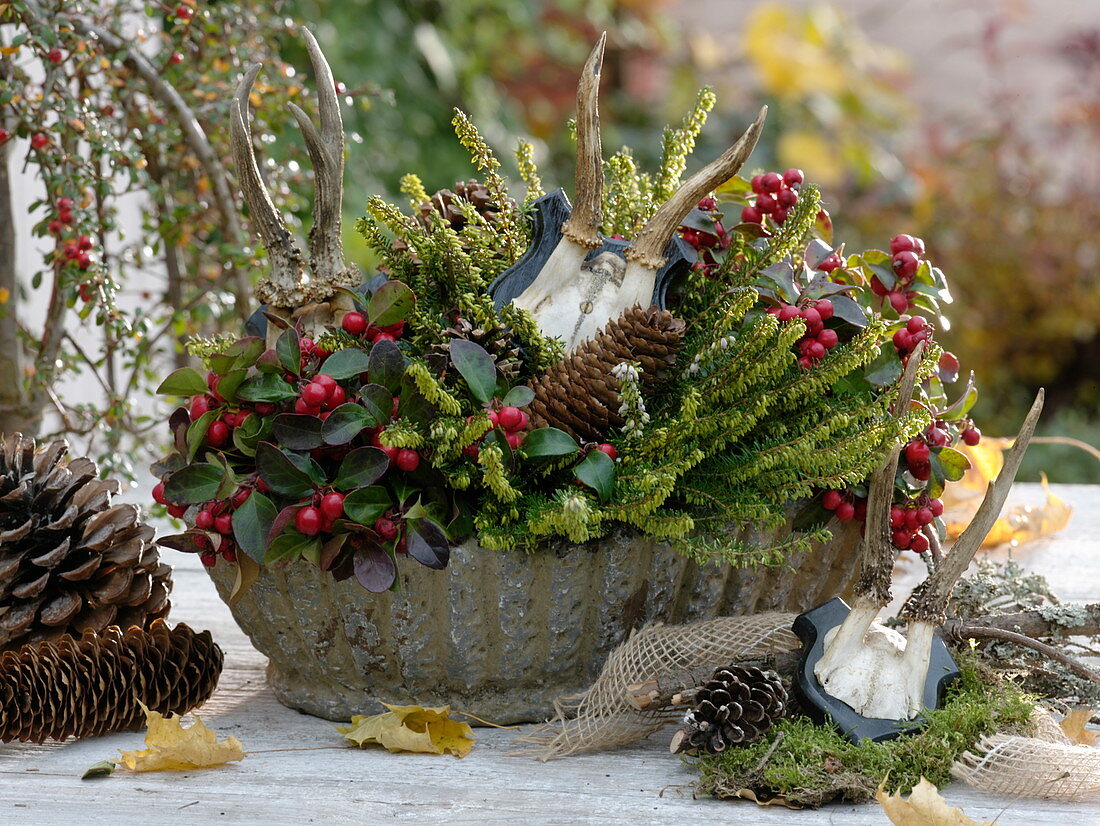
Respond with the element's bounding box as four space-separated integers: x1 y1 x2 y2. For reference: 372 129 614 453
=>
0 434 171 651
418 179 516 231
0 620 221 743
428 315 524 383
674 665 787 754
528 305 686 443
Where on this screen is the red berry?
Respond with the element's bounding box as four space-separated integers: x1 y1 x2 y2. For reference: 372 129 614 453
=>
777 188 798 208
152 481 168 505
835 502 856 522
77 234 93 251
854 499 868 522
597 443 618 460
215 513 233 535
962 426 981 446
231 487 251 508
797 355 814 370
760 172 783 193
189 394 212 421
916 507 934 526
929 498 944 517
740 205 762 224
395 448 420 472
57 197 74 210
870 276 888 297
888 291 910 314
62 243 78 260
206 420 230 447
75 252 92 270
755 193 777 214
462 444 479 459
910 462 931 481
342 312 367 335
296 506 322 536
814 299 834 320
505 431 523 450
176 4 194 20
905 508 922 531
892 529 912 550
750 174 765 194
697 196 718 211
168 53 184 65
906 315 928 334
30 133 49 150
254 402 275 416
773 208 789 224
326 385 346 408
822 490 843 510
498 406 524 431
0 129 9 144
302 382 328 407
889 234 918 255
375 517 398 540
320 492 345 520
195 509 215 530
294 397 320 415
890 506 906 528
47 220 63 236
905 441 930 465
927 426 950 447
817 328 839 349
777 304 800 323
818 254 842 273
167 503 188 519
314 373 336 391
807 340 826 360
892 250 920 278
910 533 930 553
892 329 913 352
782 168 804 188
200 550 217 568
801 306 821 327
47 48 63 64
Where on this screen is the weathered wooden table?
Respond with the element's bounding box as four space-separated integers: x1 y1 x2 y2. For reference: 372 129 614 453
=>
3 483 1098 825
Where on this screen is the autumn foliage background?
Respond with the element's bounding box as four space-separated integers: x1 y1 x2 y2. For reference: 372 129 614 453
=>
1 0 1097 482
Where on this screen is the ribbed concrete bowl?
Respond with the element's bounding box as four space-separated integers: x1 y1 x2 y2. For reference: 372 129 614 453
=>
208 522 860 722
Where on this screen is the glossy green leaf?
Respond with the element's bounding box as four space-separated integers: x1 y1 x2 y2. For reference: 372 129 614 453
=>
232 491 277 563
320 347 371 380
277 328 301 376
343 485 392 525
185 410 219 462
449 339 497 404
502 385 535 407
156 368 208 397
215 368 248 403
367 339 407 392
164 463 223 504
522 427 579 458
358 384 394 426
574 449 615 501
321 403 374 445
272 414 325 450
255 442 316 498
936 446 971 482
366 280 415 325
235 373 298 402
265 531 319 565
334 447 390 491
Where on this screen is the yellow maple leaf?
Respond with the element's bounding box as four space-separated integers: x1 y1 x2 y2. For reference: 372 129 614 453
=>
1059 708 1099 746
337 704 474 757
877 777 993 826
118 706 245 772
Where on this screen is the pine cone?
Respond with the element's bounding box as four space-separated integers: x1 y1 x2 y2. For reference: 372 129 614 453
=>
0 434 171 651
0 619 222 743
418 179 515 231
676 665 787 754
428 316 524 383
528 305 686 442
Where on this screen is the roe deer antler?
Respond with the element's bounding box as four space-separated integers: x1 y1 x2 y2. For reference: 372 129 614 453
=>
509 34 766 352
230 27 356 343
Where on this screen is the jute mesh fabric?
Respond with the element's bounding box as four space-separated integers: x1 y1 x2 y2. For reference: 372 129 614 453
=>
951 708 1100 800
514 613 800 759
516 615 1100 802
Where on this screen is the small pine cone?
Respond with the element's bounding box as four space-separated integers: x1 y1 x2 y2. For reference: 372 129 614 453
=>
0 620 222 743
528 305 686 442
428 316 524 383
418 179 516 231
675 665 787 755
0 434 172 651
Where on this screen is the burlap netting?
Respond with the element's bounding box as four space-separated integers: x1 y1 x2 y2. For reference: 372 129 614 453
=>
516 615 1100 801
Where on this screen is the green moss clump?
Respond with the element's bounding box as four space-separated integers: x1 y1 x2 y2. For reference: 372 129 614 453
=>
693 660 1036 808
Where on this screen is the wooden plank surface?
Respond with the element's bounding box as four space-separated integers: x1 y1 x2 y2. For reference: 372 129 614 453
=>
2 483 1098 825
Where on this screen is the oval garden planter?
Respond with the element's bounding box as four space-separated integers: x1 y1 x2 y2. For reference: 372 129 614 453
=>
208 520 861 723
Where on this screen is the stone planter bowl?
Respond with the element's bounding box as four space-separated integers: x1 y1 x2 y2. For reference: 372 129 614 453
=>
208 522 861 723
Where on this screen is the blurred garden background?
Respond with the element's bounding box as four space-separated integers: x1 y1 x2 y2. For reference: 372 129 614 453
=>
0 0 1097 482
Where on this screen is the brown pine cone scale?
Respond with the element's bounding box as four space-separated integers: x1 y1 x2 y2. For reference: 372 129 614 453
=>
0 620 222 743
678 664 787 754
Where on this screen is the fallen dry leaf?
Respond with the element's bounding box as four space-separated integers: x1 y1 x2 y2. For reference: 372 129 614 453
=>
877 777 993 826
1060 709 1099 746
337 704 474 757
118 706 245 772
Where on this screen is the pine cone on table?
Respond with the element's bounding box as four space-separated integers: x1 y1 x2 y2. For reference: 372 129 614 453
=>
528 305 686 443
0 434 172 651
0 620 222 743
673 664 788 754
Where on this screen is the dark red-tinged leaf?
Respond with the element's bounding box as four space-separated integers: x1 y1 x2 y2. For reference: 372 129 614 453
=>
815 208 833 243
232 413 265 456
406 518 450 569
334 447 390 491
803 239 834 270
502 385 535 407
273 414 325 450
156 368 208 397
358 383 393 426
733 221 771 239
276 327 301 376
267 505 301 546
938 351 961 385
232 491 277 563
449 340 497 405
169 407 190 455
185 410 219 462
283 450 328 486
366 280 415 326
522 427 578 458
255 442 317 498
321 403 375 445
928 454 947 499
320 347 371 380
226 336 266 369
864 347 903 387
758 262 798 304
150 451 186 479
827 294 868 328
264 531 319 565
164 464 223 504
574 449 615 501
353 544 397 592
367 339 407 392
255 348 282 374
207 353 238 376
320 534 348 571
936 446 971 482
236 373 298 403
939 372 978 421
680 207 717 233
343 485 391 525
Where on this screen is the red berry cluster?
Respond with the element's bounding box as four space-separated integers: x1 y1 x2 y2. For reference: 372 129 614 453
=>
741 169 803 226
888 497 943 553
47 197 98 299
870 234 927 314
462 403 530 458
341 311 405 344
152 480 260 566
821 488 869 523
891 315 933 361
768 298 839 369
295 372 346 417
679 196 731 280
175 4 195 21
